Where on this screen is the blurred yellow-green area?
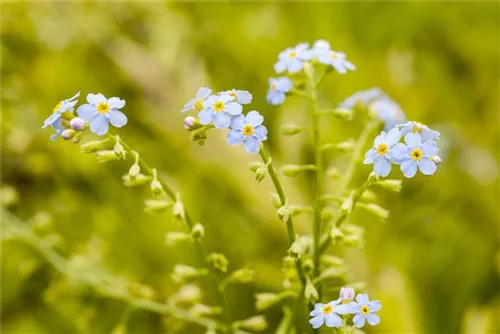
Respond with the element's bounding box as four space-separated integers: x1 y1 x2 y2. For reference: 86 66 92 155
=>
2 2 500 334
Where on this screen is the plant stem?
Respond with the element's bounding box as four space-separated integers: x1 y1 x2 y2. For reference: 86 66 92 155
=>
109 135 234 333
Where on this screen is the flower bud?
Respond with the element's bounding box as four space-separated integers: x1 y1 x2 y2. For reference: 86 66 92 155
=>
72 132 83 144
341 224 364 248
122 173 153 187
96 150 119 163
144 199 172 213
184 116 196 130
281 124 302 136
376 179 403 192
172 195 185 223
339 287 355 302
303 258 314 274
226 268 254 285
304 277 319 303
339 193 353 215
357 202 389 220
335 140 355 153
171 265 207 284
61 129 76 140
70 117 85 131
255 166 267 183
432 155 442 165
80 138 112 153
165 232 191 246
113 141 127 159
207 253 229 273
191 223 205 240
128 164 141 179
236 316 268 332
150 180 163 195
277 205 290 224
248 161 265 172
360 190 377 202
321 255 344 267
288 238 304 258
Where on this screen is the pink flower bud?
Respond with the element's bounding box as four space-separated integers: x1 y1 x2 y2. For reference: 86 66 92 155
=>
70 117 85 131
339 287 355 302
184 116 196 130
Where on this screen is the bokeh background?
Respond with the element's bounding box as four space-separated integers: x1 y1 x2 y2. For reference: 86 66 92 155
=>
2 2 499 334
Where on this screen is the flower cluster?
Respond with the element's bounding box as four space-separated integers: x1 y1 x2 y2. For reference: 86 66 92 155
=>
364 122 442 178
180 87 267 154
42 92 128 140
309 287 381 329
338 88 407 131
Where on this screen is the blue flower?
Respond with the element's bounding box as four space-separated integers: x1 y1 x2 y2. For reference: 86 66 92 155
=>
322 51 355 74
266 77 293 105
274 43 309 74
227 111 267 154
221 89 252 104
199 93 243 129
369 97 407 131
363 128 402 177
76 93 127 136
346 293 382 328
301 40 332 65
392 133 439 178
42 92 80 129
181 87 212 113
309 299 350 329
397 121 440 141
338 88 384 110
49 119 65 141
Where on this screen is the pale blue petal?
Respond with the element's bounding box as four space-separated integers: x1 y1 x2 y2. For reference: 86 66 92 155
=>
87 93 106 105
267 91 285 105
368 300 382 312
300 49 314 60
243 136 261 154
50 132 61 141
107 97 126 109
325 313 342 328
422 140 439 156
401 159 418 178
422 128 440 141
366 313 380 326
230 114 245 130
42 112 61 128
353 314 366 328
332 61 347 74
386 127 402 145
203 96 217 108
309 315 324 329
196 87 212 99
219 94 233 103
198 109 213 125
374 132 387 146
309 309 321 317
181 98 196 113
356 294 370 305
334 304 351 315
67 91 80 101
346 302 360 314
296 42 309 52
363 148 377 164
278 47 293 60
225 102 243 116
246 111 264 127
236 90 252 104
314 303 325 310
419 158 437 175
391 143 411 161
90 114 109 136
227 130 244 145
287 59 303 73
317 53 332 65
77 104 97 121
405 133 422 149
213 112 231 129
276 77 293 92
107 109 127 127
253 125 268 141
374 156 391 177
274 60 287 73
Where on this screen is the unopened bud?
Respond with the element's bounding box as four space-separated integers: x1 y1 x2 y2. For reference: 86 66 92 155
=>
304 278 319 303
207 253 229 273
165 232 191 246
281 124 302 136
61 129 76 140
184 116 196 129
432 155 442 165
339 287 355 302
277 205 290 224
128 164 141 179
288 238 304 258
376 179 403 192
70 117 85 131
303 258 314 274
191 223 205 240
150 180 163 195
96 150 119 163
255 166 267 183
122 173 153 187
335 140 355 153
113 141 127 159
80 138 112 153
248 161 265 172
255 292 292 311
144 199 172 213
172 195 185 223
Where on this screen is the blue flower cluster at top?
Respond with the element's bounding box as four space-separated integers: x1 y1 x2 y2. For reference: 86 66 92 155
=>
267 39 356 106
181 87 267 154
364 122 442 178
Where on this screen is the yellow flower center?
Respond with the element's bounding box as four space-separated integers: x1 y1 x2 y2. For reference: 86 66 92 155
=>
242 124 254 136
194 98 204 111
288 51 297 59
411 148 423 161
96 102 110 114
361 306 370 315
213 101 225 112
271 83 277 92
412 122 425 134
376 143 389 155
53 101 63 112
322 305 333 315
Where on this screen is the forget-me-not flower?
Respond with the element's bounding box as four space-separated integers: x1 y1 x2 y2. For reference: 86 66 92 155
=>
309 299 349 329
369 97 407 131
266 77 293 105
346 293 382 328
77 93 127 136
227 111 267 154
392 133 439 178
181 87 212 113
49 119 65 141
221 89 252 104
199 93 243 129
323 51 356 74
42 92 80 129
274 43 309 74
398 121 440 141
301 40 332 65
338 88 383 111
364 128 402 177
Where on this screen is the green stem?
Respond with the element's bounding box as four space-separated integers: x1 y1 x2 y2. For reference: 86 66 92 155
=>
108 135 234 333
259 145 308 288
2 208 236 332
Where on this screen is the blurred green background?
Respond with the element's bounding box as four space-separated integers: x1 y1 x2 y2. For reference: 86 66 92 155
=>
2 2 499 333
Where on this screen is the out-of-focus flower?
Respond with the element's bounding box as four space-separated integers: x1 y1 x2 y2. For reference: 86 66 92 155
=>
392 133 439 178
363 128 402 177
274 43 309 74
199 93 243 129
346 293 382 328
77 93 127 136
369 98 407 131
266 77 293 105
309 299 350 329
397 121 440 141
42 92 80 129
338 88 383 111
339 287 355 302
181 87 212 113
322 51 356 74
227 111 268 154
221 89 252 104
301 40 331 65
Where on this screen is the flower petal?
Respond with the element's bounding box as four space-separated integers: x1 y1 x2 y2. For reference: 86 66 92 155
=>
181 98 196 113
227 130 244 145
107 109 128 127
246 111 264 127
309 315 325 329
196 87 212 99
213 112 231 129
225 102 243 116
363 148 377 164
356 294 370 305
42 112 61 128
267 91 285 105
87 93 106 105
89 114 110 136
230 114 245 130
368 300 382 312
243 136 261 154
374 156 391 177
419 158 437 175
325 313 342 328
353 314 366 328
366 313 380 326
235 90 252 104
253 125 268 141
401 159 418 178
107 97 126 109
287 59 303 73
391 143 411 162
405 133 422 149
386 127 402 145
422 128 440 141
77 104 97 121
276 77 293 92
198 109 213 125
374 132 387 146
422 140 439 156
274 60 287 74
